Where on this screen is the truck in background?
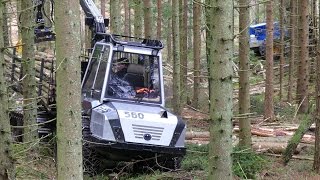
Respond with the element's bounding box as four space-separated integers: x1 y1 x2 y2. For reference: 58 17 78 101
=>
249 22 288 57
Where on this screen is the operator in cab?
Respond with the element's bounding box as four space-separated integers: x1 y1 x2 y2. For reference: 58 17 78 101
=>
107 57 135 98
114 57 129 79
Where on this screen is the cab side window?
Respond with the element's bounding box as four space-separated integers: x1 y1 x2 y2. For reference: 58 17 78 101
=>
82 45 110 99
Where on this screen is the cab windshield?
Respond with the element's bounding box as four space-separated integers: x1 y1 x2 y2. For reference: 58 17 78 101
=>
105 51 161 104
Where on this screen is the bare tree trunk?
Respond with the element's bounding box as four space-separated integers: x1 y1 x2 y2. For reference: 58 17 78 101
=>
157 0 162 39
193 1 201 108
264 1 275 121
179 0 188 106
255 0 259 23
287 0 297 102
296 0 309 113
238 0 252 148
128 2 131 37
279 0 285 101
172 0 181 115
133 0 143 37
21 0 38 143
206 0 233 178
110 0 121 33
55 1 83 179
124 0 129 36
0 2 15 179
101 0 105 18
313 0 320 173
166 0 172 64
143 0 152 38
309 0 317 83
2 1 9 47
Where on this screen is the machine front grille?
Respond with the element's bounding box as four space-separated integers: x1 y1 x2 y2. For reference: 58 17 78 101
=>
132 124 164 141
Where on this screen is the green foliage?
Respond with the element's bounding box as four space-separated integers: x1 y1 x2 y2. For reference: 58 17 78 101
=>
251 94 265 115
249 50 260 63
274 103 296 121
121 170 174 180
232 147 267 179
12 142 56 179
162 2 172 20
16 166 49 179
183 144 267 179
181 144 208 171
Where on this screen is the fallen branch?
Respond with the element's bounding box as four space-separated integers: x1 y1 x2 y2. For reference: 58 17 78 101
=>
282 114 314 165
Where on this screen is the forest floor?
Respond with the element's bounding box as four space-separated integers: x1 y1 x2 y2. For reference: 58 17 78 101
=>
14 107 320 180
181 111 320 180
13 54 320 179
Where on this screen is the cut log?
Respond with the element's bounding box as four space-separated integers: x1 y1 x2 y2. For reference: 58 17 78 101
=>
186 131 210 139
186 140 312 155
262 153 313 161
253 142 306 154
185 140 209 145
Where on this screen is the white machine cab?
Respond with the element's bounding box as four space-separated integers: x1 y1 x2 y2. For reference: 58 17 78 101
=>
81 35 186 160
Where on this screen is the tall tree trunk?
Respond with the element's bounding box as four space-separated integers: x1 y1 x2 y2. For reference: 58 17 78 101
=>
0 2 15 179
206 0 233 179
16 0 21 42
143 0 152 38
255 0 259 23
101 0 105 18
166 1 172 64
133 0 143 37
264 1 275 121
238 0 251 148
172 0 181 115
309 0 317 83
296 0 309 113
110 0 121 33
21 0 38 143
313 0 320 173
287 0 297 102
279 0 285 101
157 0 162 40
179 0 188 105
128 2 131 37
124 0 129 36
55 1 83 179
2 1 9 47
193 1 201 108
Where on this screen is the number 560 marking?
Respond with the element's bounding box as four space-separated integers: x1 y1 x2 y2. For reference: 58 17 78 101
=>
124 111 144 119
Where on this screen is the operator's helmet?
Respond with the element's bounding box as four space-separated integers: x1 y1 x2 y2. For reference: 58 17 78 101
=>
116 57 129 65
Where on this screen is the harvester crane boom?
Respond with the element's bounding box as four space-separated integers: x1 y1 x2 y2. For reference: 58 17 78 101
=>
80 0 107 34
34 0 108 43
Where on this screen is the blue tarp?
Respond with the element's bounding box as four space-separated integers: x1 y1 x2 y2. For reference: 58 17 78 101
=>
249 22 281 41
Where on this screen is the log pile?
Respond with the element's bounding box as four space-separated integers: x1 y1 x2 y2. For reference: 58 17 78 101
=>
186 125 315 154
4 49 55 105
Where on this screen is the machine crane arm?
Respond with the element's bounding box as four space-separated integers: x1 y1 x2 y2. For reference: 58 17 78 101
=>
80 0 108 34
35 0 108 43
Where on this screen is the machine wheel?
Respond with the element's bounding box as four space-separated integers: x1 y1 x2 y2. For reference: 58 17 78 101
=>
37 110 55 141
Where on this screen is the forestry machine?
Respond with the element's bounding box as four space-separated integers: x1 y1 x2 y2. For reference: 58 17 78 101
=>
32 0 186 173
